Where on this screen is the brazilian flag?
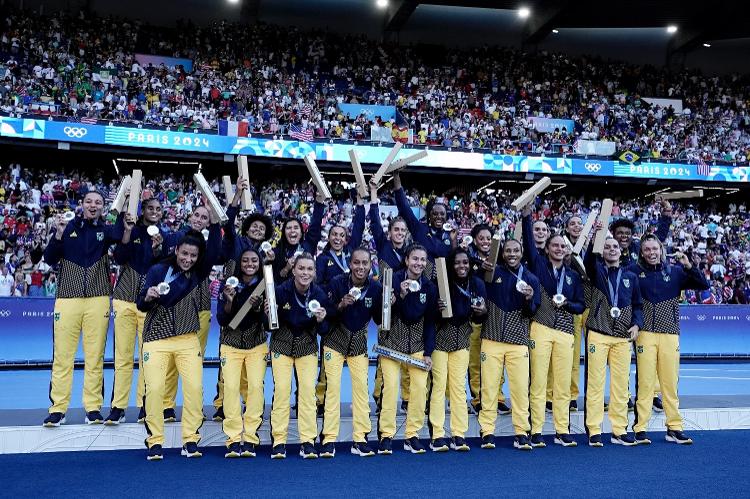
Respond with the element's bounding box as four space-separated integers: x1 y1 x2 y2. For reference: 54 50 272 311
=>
619 150 640 163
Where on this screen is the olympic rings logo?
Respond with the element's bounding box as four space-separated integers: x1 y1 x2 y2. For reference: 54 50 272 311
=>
584 162 601 172
63 127 88 138
0 310 11 318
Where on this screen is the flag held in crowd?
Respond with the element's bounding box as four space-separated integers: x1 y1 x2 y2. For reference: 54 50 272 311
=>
218 120 249 137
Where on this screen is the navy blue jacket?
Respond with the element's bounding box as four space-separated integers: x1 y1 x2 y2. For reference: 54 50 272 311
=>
483 264 541 345
627 260 708 334
315 204 365 290
394 187 452 261
584 252 644 337
388 269 438 355
112 223 167 302
272 201 325 281
328 273 383 332
369 202 407 272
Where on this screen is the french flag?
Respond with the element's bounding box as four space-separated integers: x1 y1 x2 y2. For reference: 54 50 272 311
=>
218 120 249 137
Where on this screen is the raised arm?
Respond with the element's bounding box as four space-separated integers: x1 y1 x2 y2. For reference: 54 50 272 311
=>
347 202 366 250
304 198 326 252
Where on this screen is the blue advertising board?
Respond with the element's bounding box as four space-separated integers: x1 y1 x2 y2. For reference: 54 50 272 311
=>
0 116 748 183
1 298 748 364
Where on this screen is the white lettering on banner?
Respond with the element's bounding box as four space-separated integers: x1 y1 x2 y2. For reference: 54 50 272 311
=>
21 311 54 318
0 310 10 318
125 132 211 149
629 165 691 178
711 315 740 321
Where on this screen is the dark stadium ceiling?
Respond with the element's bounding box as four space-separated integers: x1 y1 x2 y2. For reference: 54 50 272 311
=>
28 0 750 70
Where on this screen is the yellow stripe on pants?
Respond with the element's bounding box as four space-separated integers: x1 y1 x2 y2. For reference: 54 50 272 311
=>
49 296 111 414
469 323 505 405
429 348 469 439
478 339 530 436
546 309 586 402
111 299 146 409
584 330 631 436
530 321 574 434
164 310 210 408
633 331 682 433
220 343 268 446
143 333 203 447
270 353 318 445
378 353 428 439
321 348 371 444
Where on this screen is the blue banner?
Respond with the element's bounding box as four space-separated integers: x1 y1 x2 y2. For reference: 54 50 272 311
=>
527 117 575 133
1 298 749 364
134 53 193 72
0 116 748 183
338 103 397 122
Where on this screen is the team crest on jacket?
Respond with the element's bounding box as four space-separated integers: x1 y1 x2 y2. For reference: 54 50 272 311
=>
134 238 141 244
327 260 334 267
283 303 291 310
623 279 630 288
565 276 572 285
639 272 646 278
364 297 373 308
419 293 426 304
69 232 77 238
96 232 104 241
495 276 502 284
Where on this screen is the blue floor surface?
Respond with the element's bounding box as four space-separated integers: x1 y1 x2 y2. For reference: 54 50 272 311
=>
2 431 749 498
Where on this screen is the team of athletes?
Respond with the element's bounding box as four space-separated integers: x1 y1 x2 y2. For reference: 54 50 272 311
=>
37 170 709 460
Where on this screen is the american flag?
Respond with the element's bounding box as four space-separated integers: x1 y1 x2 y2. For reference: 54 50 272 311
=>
289 124 313 142
301 104 313 117
696 157 711 176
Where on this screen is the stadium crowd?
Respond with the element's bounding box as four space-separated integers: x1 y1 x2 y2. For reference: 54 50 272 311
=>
1 8 749 163
1 163 748 303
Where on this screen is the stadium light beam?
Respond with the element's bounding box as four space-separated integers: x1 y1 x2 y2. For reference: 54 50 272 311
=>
666 25 678 34
703 43 711 47
376 0 388 8
552 29 559 34
227 0 240 4
518 7 531 19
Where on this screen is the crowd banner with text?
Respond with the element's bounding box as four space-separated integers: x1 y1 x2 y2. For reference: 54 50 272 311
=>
527 117 575 133
134 53 194 72
574 139 616 156
339 104 397 122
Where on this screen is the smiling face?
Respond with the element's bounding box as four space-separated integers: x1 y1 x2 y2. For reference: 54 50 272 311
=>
475 229 492 254
350 248 371 282
533 221 549 246
284 220 302 245
329 226 346 252
453 252 470 279
142 199 163 225
503 239 523 269
175 243 199 271
614 226 632 249
603 238 622 265
389 219 408 245
292 256 315 287
189 206 210 231
406 248 427 278
429 204 447 229
240 251 260 278
246 220 267 241
566 216 583 239
546 235 566 264
82 192 104 220
642 239 662 265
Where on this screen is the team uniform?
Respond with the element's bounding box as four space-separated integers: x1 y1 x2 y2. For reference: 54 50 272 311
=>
216 276 267 456
271 201 325 282
320 273 382 454
314 205 365 409
42 214 124 425
629 259 708 442
467 243 508 412
377 269 437 453
369 201 410 409
583 253 643 442
428 274 487 450
269 279 332 457
137 223 221 457
394 187 452 280
523 215 585 443
108 223 165 423
479 264 541 447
